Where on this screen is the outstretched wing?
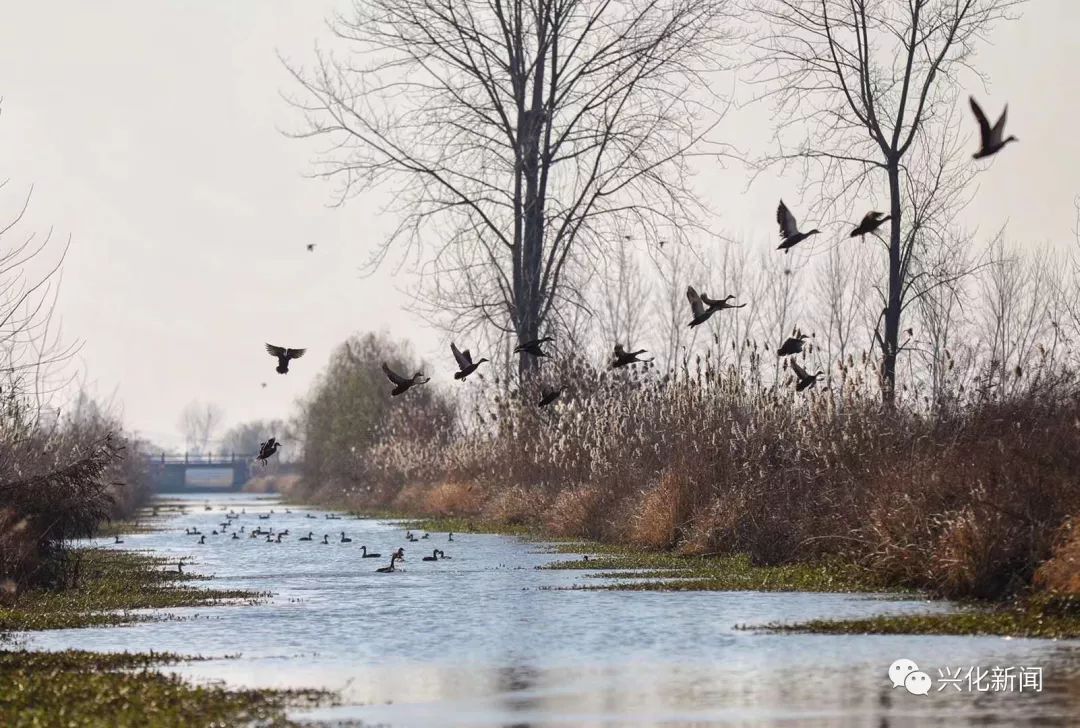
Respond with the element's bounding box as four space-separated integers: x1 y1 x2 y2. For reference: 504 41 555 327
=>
285 348 306 360
685 286 705 318
450 342 471 369
614 344 626 357
790 360 809 380
381 362 408 386
776 200 799 239
266 343 286 359
969 96 992 143
701 293 728 307
991 104 1008 142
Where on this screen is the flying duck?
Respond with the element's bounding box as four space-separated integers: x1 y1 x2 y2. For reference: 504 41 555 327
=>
265 344 306 374
850 211 891 238
970 96 1017 159
777 333 808 357
776 200 820 253
381 362 429 396
514 336 555 358
686 286 745 327
538 388 562 407
451 342 489 381
791 360 824 392
612 344 651 368
255 437 280 466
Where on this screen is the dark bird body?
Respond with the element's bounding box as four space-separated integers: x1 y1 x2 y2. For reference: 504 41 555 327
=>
612 344 650 368
255 437 280 466
381 363 429 396
791 360 824 392
776 200 820 253
538 388 562 407
514 336 554 358
266 344 306 374
850 211 891 238
361 546 381 558
451 342 489 380
970 96 1017 159
422 549 444 562
777 334 808 357
686 286 745 327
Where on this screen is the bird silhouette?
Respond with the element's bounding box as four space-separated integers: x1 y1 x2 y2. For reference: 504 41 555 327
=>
381 363 429 396
791 360 824 392
612 344 651 368
776 200 820 253
255 437 280 466
514 336 554 358
265 344 306 374
777 333 808 357
970 96 1018 159
850 211 891 238
451 342 489 380
538 388 562 407
306 243 316 252
686 286 745 327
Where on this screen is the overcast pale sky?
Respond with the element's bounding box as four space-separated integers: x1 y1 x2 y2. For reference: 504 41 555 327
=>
0 1 1076 448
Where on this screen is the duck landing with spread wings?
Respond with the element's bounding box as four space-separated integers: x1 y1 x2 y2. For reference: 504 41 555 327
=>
266 344 306 374
776 200 820 253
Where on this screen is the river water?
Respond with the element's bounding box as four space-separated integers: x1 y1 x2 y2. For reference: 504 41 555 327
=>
21 494 1080 726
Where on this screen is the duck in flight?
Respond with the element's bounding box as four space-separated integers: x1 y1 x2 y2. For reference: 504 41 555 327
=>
265 344 306 374
381 363 429 396
850 211 891 238
514 336 554 358
306 243 316 252
255 437 280 466
611 344 651 368
969 96 1017 159
776 200 820 253
376 548 406 573
451 342 489 381
686 286 745 327
777 332 808 357
538 388 562 407
791 360 824 392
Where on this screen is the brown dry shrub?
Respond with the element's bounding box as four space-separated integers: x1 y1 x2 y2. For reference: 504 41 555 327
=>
628 471 685 549
546 486 606 538
1034 518 1080 596
484 486 549 526
423 481 485 516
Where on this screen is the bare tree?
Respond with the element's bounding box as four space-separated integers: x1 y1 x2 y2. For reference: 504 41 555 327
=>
0 179 81 416
287 0 730 376
755 0 1023 405
178 401 226 453
597 242 651 351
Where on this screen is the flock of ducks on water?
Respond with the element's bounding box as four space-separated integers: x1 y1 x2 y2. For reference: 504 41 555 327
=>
173 506 452 573
250 96 1015 460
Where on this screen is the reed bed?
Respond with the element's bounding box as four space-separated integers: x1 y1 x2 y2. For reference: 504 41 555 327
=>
295 334 1080 602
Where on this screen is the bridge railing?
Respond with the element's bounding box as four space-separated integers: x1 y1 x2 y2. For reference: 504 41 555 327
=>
148 453 257 465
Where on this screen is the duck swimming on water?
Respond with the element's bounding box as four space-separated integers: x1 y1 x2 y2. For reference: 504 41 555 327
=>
422 549 443 561
340 532 352 543
376 548 406 573
299 532 313 541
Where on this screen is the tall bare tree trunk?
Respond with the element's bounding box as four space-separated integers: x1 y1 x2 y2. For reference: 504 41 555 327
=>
882 161 903 406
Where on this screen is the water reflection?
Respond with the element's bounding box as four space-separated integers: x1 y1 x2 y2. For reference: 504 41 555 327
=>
22 494 1080 726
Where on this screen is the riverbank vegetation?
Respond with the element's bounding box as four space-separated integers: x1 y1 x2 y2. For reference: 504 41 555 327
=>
287 329 1080 619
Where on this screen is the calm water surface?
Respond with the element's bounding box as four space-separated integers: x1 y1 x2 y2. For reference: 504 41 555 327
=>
22 494 1080 726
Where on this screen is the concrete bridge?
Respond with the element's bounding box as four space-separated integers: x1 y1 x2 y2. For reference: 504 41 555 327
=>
147 453 255 493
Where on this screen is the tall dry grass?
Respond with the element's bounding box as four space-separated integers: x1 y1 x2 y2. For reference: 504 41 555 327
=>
293 340 1080 601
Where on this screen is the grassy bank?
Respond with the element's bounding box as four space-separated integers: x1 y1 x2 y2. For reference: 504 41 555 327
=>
0 548 261 632
0 649 328 728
